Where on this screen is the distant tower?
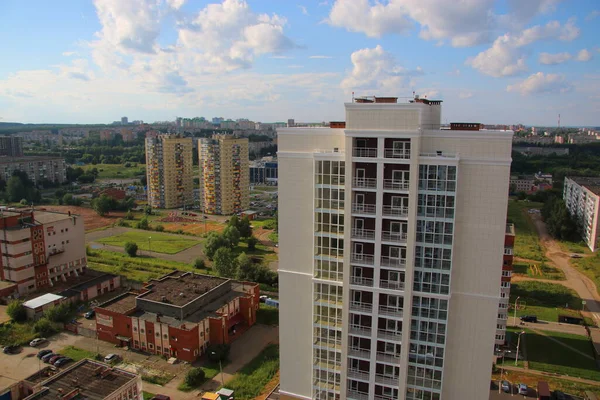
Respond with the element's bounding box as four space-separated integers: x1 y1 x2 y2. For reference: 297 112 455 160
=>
558 114 561 128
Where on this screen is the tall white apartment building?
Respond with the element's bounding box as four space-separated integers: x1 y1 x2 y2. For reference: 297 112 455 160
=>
563 177 600 252
278 96 513 400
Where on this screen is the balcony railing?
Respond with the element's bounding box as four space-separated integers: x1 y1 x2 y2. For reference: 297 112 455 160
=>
313 338 342 350
376 351 401 363
348 369 370 381
313 295 342 307
378 305 404 318
384 149 410 159
377 329 402 341
352 203 376 215
347 390 370 400
375 374 400 386
374 394 396 400
351 253 375 265
352 228 376 240
382 206 408 217
353 148 378 158
349 324 372 337
380 257 406 269
379 280 405 291
383 179 409 191
348 347 371 359
353 177 377 189
314 317 342 329
315 200 344 210
381 231 407 243
351 276 374 287
350 301 373 313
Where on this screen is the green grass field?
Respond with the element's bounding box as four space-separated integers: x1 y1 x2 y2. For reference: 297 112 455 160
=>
507 200 545 261
512 261 565 280
510 281 584 322
572 253 600 297
60 346 99 362
82 163 146 179
256 304 279 326
97 230 200 254
524 328 600 381
177 361 225 392
224 344 279 399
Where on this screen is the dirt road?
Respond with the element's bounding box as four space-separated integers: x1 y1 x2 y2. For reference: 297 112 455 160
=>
531 214 600 326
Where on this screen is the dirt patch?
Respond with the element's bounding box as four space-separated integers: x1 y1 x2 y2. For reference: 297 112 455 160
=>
161 221 225 236
38 205 125 231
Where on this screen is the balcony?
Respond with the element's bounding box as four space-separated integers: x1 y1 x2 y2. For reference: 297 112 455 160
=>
378 306 403 318
347 390 370 400
384 149 410 159
348 369 370 381
375 374 400 386
313 338 342 350
353 178 377 190
353 148 378 158
383 180 409 191
351 276 374 287
352 228 376 241
377 329 402 342
350 324 372 337
350 301 373 313
381 231 407 243
380 257 406 269
352 203 376 215
315 200 344 211
382 206 408 218
379 280 405 291
348 347 371 360
376 351 400 363
351 253 375 265
314 317 342 329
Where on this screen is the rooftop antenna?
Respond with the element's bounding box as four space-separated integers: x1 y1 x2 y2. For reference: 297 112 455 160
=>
352 91 355 102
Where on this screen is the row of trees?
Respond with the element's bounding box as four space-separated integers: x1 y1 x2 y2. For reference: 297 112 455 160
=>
541 195 579 241
6 300 73 340
92 194 136 216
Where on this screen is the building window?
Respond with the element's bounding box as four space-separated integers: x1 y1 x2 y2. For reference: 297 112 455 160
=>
149 343 154 349
133 327 137 332
140 329 144 333
156 332 160 337
504 247 513 255
163 334 168 339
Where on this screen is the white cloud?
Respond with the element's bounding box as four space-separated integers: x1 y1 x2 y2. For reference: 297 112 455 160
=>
318 1 329 6
459 91 473 99
586 10 600 21
288 65 304 69
62 51 78 57
271 56 294 59
310 55 333 59
467 19 579 77
327 0 412 38
576 49 593 62
504 0 561 27
340 45 420 94
166 0 186 10
539 52 571 65
298 5 309 15
507 72 572 95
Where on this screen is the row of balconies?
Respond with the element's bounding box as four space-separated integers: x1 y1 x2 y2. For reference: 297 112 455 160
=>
350 276 405 291
351 229 407 244
352 178 410 191
349 325 403 342
352 138 411 160
351 253 406 269
350 302 403 318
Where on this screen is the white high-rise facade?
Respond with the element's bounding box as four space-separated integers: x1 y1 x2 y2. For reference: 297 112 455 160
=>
277 97 513 400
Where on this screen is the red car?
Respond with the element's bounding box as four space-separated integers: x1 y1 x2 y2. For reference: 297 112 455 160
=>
48 355 63 364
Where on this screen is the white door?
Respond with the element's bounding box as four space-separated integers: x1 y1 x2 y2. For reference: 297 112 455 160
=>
354 243 364 258
356 168 366 179
355 193 365 212
391 196 408 209
355 218 364 232
392 170 409 183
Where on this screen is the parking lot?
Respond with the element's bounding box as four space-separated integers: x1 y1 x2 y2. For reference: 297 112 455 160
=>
490 381 583 400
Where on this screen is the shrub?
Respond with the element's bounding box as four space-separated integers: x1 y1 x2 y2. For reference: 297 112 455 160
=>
247 236 258 251
136 217 149 230
193 258 206 270
124 241 138 257
7 300 27 322
155 224 164 232
33 318 59 337
44 303 72 323
19 199 28 205
184 367 206 387
125 210 134 220
117 219 130 227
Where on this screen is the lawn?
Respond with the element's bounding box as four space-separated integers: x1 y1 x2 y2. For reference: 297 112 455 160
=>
224 344 279 399
524 328 600 381
97 229 200 254
510 281 584 322
0 321 37 346
82 163 146 179
507 200 545 261
60 346 99 362
177 361 226 392
256 304 279 326
572 253 600 297
512 261 565 280
142 392 155 400
251 219 277 229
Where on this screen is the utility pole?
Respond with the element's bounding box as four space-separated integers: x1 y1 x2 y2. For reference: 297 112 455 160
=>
513 296 520 327
515 331 525 366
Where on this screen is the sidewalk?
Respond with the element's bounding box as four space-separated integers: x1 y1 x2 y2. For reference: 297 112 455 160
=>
501 365 600 386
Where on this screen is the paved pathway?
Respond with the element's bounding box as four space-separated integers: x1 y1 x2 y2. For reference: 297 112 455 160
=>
508 317 587 336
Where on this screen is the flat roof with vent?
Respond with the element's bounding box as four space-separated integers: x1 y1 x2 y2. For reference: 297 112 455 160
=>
140 272 228 307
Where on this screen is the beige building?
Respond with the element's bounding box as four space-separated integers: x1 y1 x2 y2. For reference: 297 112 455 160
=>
277 96 512 400
145 133 194 209
564 177 600 252
198 135 249 215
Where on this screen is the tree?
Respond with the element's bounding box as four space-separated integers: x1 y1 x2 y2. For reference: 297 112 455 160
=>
125 210 134 220
236 252 253 280
193 258 206 270
33 318 59 337
6 176 27 202
92 194 113 216
63 193 82 206
542 196 579 241
124 241 138 257
238 216 252 238
247 236 258 251
136 217 149 230
228 215 240 230
204 231 226 259
7 300 26 322
184 367 206 387
44 303 72 323
213 247 237 278
222 226 240 248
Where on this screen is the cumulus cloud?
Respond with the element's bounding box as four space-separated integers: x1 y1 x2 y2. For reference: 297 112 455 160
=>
327 0 412 38
340 45 421 94
539 52 571 65
586 10 600 21
298 5 309 15
576 49 593 62
507 72 572 95
166 0 186 10
62 51 78 57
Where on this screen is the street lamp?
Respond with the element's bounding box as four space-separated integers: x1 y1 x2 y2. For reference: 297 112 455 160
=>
148 237 151 255
211 351 224 387
515 330 525 366
513 296 520 327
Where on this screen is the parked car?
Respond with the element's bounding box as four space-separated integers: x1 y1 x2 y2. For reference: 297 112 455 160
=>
54 357 72 367
104 353 119 363
518 383 528 395
3 345 20 354
30 338 47 347
520 315 538 323
501 380 510 393
37 349 53 359
84 310 95 319
41 353 56 363
48 355 63 364
553 390 566 400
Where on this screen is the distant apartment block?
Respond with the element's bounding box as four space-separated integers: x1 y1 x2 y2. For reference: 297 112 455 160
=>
509 172 553 194
496 223 515 346
145 133 194 209
0 156 67 184
198 135 249 215
94 271 260 362
0 136 23 157
249 159 278 185
564 177 600 252
0 209 87 296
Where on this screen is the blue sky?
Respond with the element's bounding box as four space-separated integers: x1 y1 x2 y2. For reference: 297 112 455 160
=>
0 0 598 126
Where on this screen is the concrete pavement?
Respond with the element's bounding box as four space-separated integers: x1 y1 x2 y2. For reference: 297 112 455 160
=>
507 317 587 336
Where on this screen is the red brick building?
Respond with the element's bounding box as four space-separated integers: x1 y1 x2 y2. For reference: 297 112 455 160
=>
496 223 515 346
94 271 260 362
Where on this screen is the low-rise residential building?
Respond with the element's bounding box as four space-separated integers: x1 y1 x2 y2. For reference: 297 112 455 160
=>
95 271 260 362
0 359 143 400
0 209 87 296
510 173 553 194
496 223 515 346
0 156 67 184
564 177 600 252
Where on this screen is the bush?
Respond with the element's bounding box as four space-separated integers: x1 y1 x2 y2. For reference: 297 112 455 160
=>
213 247 237 278
117 219 130 227
33 318 59 337
155 224 164 232
44 303 72 323
207 344 230 362
7 300 27 322
193 258 206 270
136 217 149 230
184 367 206 387
125 210 134 220
247 236 258 251
124 241 138 257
